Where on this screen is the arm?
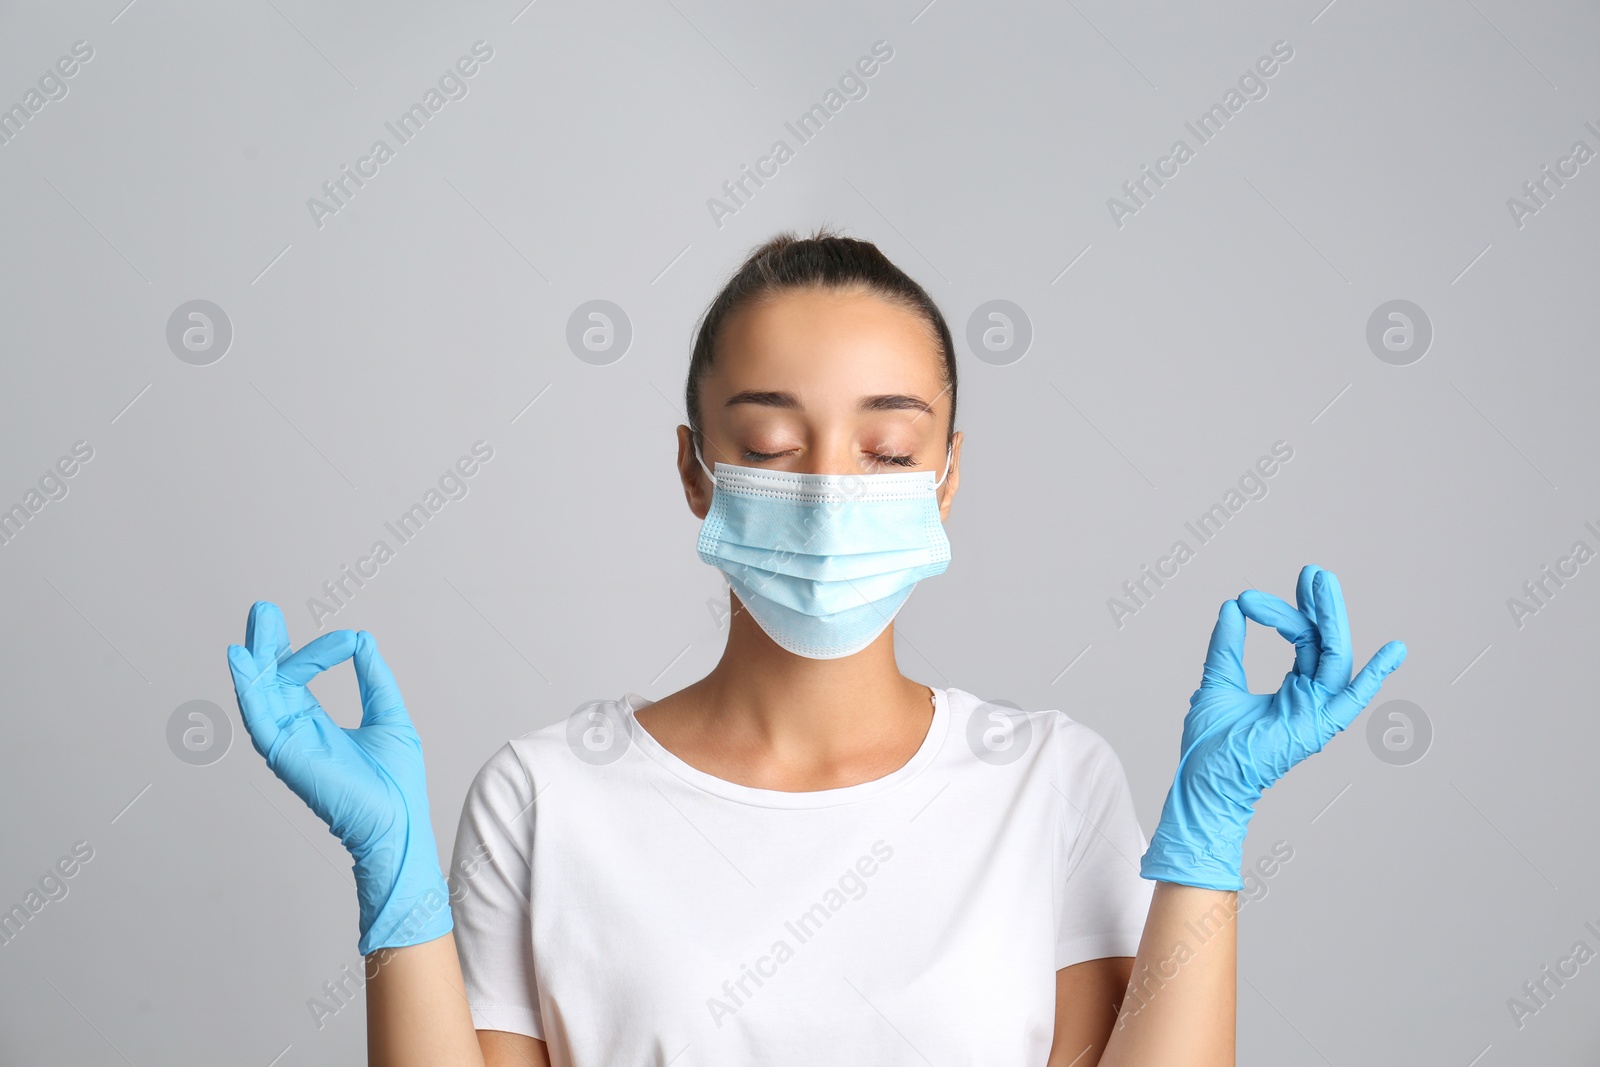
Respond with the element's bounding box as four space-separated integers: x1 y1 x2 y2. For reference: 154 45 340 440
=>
1059 565 1404 1066
1050 957 1133 1067
1048 883 1237 1066
1101 885 1237 1065
366 935 486 1067
362 933 549 1066
225 603 495 1067
478 1029 549 1067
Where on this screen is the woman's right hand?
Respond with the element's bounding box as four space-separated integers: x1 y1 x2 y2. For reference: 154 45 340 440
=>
226 601 453 956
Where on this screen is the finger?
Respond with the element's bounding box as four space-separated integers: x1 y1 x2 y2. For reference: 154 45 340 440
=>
1311 569 1354 692
354 631 411 729
1296 564 1321 620
1237 589 1319 678
279 629 359 686
1322 640 1407 731
227 642 279 750
245 601 290 675
1200 599 1249 692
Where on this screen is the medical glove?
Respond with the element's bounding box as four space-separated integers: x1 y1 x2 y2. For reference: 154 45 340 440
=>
226 602 453 955
1140 565 1407 891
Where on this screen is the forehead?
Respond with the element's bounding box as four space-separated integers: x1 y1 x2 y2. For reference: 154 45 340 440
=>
708 286 944 394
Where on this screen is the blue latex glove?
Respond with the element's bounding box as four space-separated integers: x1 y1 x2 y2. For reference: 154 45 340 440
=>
1140 565 1407 891
226 602 453 955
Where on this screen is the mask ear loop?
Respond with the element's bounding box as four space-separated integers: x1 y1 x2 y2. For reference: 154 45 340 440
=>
933 441 954 489
692 434 717 485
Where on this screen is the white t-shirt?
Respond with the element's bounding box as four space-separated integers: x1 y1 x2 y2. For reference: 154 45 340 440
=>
449 686 1154 1066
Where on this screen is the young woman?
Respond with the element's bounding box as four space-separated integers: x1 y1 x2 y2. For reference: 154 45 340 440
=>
226 229 1406 1066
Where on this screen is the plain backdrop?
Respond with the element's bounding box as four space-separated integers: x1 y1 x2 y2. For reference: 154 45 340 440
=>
1 0 1597 1063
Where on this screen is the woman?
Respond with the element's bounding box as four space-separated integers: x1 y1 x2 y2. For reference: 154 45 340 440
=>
226 229 1406 1066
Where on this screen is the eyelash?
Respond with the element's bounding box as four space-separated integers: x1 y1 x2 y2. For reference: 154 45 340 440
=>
743 449 917 468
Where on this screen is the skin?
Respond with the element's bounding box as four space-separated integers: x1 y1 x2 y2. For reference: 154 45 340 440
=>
367 285 1235 1066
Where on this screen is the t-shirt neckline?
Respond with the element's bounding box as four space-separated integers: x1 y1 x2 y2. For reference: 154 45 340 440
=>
619 687 949 809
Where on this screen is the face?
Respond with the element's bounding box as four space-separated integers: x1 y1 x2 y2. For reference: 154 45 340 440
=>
678 286 962 521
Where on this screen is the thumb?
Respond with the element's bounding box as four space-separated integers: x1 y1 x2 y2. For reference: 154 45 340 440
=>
279 629 359 687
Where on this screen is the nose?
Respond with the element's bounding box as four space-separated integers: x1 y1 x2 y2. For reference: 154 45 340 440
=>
805 441 870 477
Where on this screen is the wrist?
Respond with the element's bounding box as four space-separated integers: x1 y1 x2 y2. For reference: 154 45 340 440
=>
1139 828 1245 891
1140 777 1253 891
351 803 454 956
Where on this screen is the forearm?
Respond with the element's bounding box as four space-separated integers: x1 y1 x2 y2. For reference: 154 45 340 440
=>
366 933 486 1067
1098 881 1237 1067
224 615 493 1066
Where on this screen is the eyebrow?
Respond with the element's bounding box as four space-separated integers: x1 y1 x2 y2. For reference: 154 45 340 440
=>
723 390 934 415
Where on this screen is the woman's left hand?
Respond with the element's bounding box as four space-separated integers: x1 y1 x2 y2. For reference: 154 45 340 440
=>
1139 564 1407 891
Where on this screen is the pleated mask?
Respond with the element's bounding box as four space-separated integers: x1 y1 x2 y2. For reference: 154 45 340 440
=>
694 437 952 659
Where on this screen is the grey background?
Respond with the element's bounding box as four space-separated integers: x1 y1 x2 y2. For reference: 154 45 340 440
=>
1 0 1596 1063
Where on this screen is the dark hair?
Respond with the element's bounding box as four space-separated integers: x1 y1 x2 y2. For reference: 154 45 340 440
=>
684 225 957 445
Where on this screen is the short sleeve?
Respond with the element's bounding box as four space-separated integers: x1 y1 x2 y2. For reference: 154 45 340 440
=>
1050 720 1155 970
449 741 543 1039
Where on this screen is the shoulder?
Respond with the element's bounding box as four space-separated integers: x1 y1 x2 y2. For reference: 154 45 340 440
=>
465 695 637 802
461 736 536 814
942 686 1127 782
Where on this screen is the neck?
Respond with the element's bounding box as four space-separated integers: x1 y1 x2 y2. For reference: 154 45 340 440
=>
695 591 931 757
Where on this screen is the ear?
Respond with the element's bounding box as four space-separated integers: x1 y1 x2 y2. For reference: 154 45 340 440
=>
937 430 962 522
677 425 714 519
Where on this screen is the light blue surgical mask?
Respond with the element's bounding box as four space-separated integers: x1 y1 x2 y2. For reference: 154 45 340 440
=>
694 438 953 659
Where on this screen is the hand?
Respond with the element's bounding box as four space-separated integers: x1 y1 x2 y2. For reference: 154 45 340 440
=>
225 601 453 955
1139 565 1407 891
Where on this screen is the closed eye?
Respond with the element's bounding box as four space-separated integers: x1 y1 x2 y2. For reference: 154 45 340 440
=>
740 449 921 468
